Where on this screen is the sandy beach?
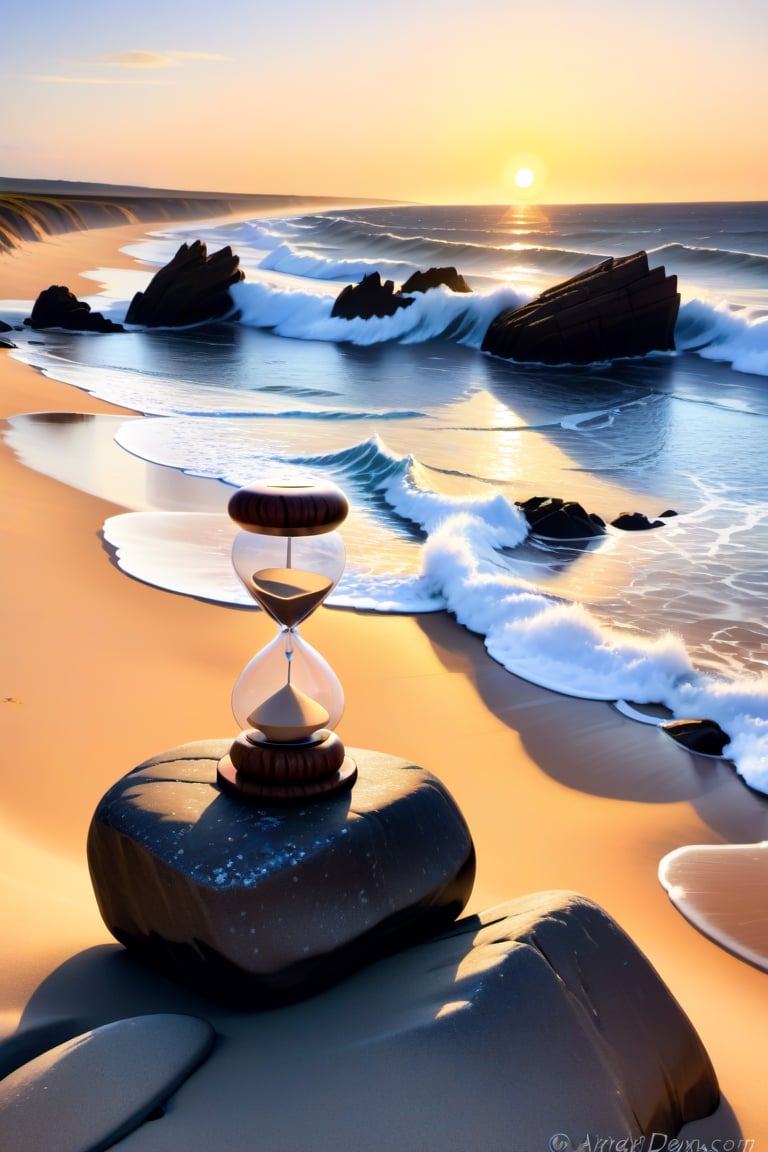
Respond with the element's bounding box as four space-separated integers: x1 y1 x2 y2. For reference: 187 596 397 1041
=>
2 215 767 1147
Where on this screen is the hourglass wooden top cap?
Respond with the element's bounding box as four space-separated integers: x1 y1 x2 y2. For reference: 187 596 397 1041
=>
228 481 349 536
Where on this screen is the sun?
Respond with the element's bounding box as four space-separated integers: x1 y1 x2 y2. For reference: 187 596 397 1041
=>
502 155 547 203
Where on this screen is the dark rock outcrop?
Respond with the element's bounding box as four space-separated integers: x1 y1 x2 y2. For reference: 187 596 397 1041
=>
331 271 414 321
125 240 244 327
517 495 606 539
88 740 475 1006
23 286 124 333
611 511 667 531
661 718 731 758
482 250 680 364
0 338 15 349
0 320 12 332
401 266 471 294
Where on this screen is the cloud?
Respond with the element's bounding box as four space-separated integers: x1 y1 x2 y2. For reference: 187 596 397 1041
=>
98 49 229 68
28 49 228 86
31 74 170 86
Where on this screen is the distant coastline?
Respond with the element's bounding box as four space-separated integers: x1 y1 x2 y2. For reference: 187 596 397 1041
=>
0 177 399 254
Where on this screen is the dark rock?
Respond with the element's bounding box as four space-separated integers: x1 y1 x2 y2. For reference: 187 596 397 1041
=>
517 495 606 539
87 741 475 1005
125 240 244 327
0 319 12 332
0 1015 214 1152
659 508 678 518
401 266 471 294
23 285 124 333
482 250 680 364
611 511 666 530
0 338 14 349
331 271 415 320
661 718 731 758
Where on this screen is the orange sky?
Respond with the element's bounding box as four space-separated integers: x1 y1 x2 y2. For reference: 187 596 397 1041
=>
1 0 766 204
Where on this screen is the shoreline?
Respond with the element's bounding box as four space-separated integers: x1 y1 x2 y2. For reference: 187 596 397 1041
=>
2 215 768 1144
0 185 393 255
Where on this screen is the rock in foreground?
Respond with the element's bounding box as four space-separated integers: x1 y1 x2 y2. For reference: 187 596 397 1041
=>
125 240 244 327
0 1015 214 1152
87 740 475 1005
15 892 718 1149
482 250 680 364
24 285 124 332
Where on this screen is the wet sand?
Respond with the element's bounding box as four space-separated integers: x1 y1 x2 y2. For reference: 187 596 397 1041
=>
1 217 767 1146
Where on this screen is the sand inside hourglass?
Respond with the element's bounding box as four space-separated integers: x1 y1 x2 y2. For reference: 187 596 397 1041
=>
249 567 334 628
247 682 330 742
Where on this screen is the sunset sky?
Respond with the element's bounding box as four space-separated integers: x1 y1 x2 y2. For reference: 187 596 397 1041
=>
1 0 766 205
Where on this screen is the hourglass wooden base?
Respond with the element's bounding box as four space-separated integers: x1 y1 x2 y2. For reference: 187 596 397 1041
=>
217 728 358 803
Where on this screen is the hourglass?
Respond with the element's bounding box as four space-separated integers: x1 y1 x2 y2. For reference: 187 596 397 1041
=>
217 480 358 802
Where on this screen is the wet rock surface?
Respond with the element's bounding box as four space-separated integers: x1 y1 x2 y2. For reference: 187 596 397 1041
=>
662 718 731 757
87 741 476 1005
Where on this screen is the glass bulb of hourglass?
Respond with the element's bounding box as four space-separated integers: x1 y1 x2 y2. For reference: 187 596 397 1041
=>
232 531 346 627
231 628 345 735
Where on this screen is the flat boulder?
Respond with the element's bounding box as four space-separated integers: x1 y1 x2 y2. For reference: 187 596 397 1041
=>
401 266 471 294
23 285 124 333
87 741 475 1005
482 250 680 364
125 240 244 327
14 892 717 1147
331 271 414 320
0 1014 214 1152
517 495 606 539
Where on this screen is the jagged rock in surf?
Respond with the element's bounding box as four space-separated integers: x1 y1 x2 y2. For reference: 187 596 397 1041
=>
125 240 244 328
23 285 124 333
517 496 606 539
401 266 472 294
331 271 414 321
611 511 667 531
0 320 12 332
482 250 680 364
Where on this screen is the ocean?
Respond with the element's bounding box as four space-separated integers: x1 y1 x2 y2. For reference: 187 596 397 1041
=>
4 200 768 792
